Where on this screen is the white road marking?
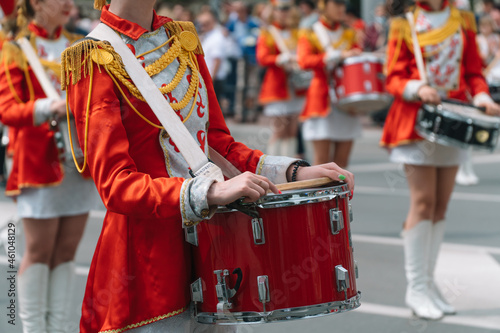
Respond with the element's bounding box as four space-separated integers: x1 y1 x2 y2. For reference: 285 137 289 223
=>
349 153 500 173
355 186 500 203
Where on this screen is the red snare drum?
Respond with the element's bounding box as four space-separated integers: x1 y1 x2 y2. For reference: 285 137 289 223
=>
334 54 392 114
187 184 361 324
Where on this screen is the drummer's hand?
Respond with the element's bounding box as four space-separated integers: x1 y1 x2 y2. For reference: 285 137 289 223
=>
417 85 441 105
341 48 362 59
292 163 355 192
50 100 67 118
207 172 279 206
478 102 500 116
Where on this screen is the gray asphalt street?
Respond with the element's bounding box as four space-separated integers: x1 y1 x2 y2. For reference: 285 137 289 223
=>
0 120 499 333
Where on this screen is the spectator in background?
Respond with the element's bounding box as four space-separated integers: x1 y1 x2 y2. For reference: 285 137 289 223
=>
226 1 261 122
364 4 389 53
345 5 366 48
198 10 231 106
482 0 496 16
477 15 500 67
297 0 319 29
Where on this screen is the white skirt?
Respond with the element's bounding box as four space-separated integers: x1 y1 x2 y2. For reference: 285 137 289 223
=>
17 163 98 219
390 141 466 166
302 107 362 141
263 97 305 117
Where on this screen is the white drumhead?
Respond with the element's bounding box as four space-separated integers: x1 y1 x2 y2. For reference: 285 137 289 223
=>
440 102 500 124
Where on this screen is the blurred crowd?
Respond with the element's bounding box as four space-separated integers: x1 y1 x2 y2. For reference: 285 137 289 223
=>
3 0 500 187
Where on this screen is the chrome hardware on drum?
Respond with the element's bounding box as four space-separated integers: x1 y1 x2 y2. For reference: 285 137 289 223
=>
290 68 313 92
49 116 84 163
415 102 500 151
334 54 392 114
188 184 361 324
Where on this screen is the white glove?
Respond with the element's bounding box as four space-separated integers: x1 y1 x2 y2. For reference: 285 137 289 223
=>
323 48 342 70
276 53 292 66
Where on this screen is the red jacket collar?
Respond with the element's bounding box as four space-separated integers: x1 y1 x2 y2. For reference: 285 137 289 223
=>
320 18 340 31
28 22 63 39
417 0 449 12
100 5 172 40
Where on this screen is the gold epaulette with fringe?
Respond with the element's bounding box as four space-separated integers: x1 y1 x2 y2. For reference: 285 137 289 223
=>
0 40 28 70
459 10 477 33
260 29 276 48
61 39 122 90
164 21 204 56
298 28 322 51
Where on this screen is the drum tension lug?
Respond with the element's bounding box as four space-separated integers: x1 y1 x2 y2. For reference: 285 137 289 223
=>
335 265 350 301
184 225 198 246
330 208 344 235
252 218 265 245
257 275 270 313
214 268 243 313
190 278 203 317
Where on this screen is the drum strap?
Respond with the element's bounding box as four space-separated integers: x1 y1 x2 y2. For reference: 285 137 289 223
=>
17 37 61 101
405 12 428 83
268 25 290 55
89 23 224 182
312 21 333 53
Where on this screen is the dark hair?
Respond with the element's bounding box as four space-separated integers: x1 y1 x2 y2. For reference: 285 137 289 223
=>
296 0 316 9
18 0 36 20
386 0 412 17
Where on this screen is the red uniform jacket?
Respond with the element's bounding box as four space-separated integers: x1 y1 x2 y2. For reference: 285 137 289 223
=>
256 27 305 104
297 20 358 120
0 24 82 196
381 5 490 147
63 8 267 333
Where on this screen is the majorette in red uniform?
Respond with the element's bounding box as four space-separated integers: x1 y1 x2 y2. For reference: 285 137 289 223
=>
297 0 362 167
257 0 306 158
381 0 500 320
63 1 354 331
0 1 97 332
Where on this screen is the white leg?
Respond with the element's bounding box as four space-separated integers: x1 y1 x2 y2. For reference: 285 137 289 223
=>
403 221 443 320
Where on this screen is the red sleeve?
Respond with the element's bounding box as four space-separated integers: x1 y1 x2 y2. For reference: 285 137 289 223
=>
385 25 420 98
256 35 279 67
297 34 325 71
67 63 185 220
462 29 490 96
0 62 36 128
197 54 264 172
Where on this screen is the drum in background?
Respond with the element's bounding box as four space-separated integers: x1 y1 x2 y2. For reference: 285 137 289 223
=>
489 83 500 103
415 102 500 151
290 68 313 93
49 116 84 163
188 184 360 325
333 54 392 114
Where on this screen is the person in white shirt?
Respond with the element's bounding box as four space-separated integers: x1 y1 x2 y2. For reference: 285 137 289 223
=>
198 10 231 106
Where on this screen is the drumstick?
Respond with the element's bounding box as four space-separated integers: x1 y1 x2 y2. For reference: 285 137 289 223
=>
276 177 343 192
441 98 487 113
405 12 428 83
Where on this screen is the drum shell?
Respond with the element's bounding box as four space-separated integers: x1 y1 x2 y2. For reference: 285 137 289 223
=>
415 104 500 151
334 55 392 114
191 188 357 318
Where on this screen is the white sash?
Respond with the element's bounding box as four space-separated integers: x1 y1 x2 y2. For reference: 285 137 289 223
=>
88 23 224 182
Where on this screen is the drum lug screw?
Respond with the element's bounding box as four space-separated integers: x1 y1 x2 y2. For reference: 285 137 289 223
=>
335 265 350 301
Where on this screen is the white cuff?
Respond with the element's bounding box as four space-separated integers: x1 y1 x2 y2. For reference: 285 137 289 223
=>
33 98 55 126
402 80 427 101
324 50 342 71
180 177 217 228
472 92 494 106
255 155 299 185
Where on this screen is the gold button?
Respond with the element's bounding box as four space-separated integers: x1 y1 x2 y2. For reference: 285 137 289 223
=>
91 49 114 65
179 31 198 52
200 209 210 218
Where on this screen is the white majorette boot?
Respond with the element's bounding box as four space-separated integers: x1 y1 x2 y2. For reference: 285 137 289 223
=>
456 151 478 186
18 263 49 333
47 261 76 332
428 221 457 315
402 221 443 320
